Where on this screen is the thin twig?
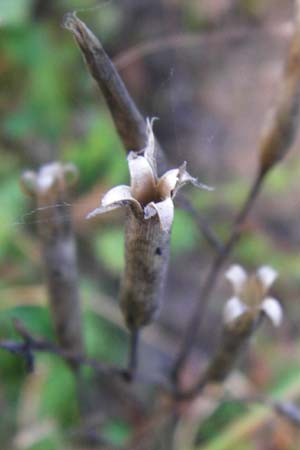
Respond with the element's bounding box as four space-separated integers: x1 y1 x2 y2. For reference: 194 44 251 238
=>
0 319 120 376
0 319 173 391
128 329 140 378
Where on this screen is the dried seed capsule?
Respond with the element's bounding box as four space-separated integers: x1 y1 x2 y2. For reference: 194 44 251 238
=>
121 210 170 329
207 264 282 383
259 26 300 174
21 162 83 362
88 119 212 330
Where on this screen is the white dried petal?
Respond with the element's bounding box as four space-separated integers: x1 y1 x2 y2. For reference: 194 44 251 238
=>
144 197 174 232
261 297 283 326
101 185 134 206
225 265 247 294
157 169 179 199
223 296 248 325
177 164 214 192
37 173 56 192
257 266 278 291
128 152 156 203
86 203 123 219
143 117 158 177
87 185 141 219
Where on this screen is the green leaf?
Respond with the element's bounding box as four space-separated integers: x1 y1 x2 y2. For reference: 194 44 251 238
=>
39 359 79 426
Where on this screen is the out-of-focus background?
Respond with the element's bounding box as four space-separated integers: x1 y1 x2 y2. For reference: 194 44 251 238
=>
1 0 300 449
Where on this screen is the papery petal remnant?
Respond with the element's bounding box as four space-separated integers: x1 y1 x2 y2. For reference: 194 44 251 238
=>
257 266 278 292
223 296 248 325
261 296 283 326
225 265 247 295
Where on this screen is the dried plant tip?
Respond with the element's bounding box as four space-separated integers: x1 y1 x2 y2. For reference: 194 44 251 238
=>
259 25 300 175
63 12 148 153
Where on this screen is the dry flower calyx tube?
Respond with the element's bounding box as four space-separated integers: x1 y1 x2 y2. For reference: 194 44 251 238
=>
88 118 212 331
181 264 283 395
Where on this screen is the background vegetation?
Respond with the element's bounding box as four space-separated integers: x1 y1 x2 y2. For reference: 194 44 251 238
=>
1 0 300 449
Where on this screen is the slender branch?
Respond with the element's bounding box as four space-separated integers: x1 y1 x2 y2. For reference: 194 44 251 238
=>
0 319 120 376
0 319 173 391
172 171 265 382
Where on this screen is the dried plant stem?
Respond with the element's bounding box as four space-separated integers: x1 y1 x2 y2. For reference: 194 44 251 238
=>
178 317 263 400
120 211 170 373
63 14 217 250
38 201 84 371
172 172 265 383
63 12 148 153
21 164 84 370
128 329 139 377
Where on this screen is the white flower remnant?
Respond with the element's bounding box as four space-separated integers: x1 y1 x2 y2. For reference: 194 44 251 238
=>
202 264 282 384
224 264 283 327
87 118 212 329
